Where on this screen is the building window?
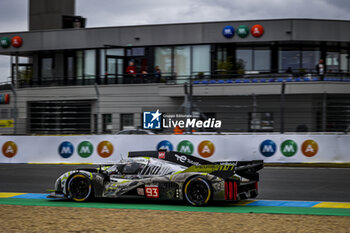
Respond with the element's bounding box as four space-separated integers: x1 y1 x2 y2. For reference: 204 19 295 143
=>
340 49 349 72
76 50 83 79
102 114 112 133
302 50 320 72
279 49 321 73
326 51 339 72
120 113 134 130
254 49 271 72
84 50 96 80
236 49 253 71
279 50 301 73
41 56 54 80
155 45 211 81
192 45 210 75
174 46 191 80
236 48 271 72
155 47 172 77
249 112 274 132
216 46 228 64
106 48 124 56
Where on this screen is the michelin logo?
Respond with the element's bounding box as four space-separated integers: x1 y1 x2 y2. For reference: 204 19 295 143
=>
143 109 162 129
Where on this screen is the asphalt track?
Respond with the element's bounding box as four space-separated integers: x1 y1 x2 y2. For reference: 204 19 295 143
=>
0 164 350 202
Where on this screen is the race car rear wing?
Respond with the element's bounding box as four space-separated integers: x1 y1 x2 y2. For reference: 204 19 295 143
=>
128 150 213 167
128 150 263 180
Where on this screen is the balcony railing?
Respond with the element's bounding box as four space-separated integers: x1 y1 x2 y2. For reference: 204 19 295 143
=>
0 72 350 89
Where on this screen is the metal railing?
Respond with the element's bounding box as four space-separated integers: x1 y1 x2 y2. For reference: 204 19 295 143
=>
0 71 343 89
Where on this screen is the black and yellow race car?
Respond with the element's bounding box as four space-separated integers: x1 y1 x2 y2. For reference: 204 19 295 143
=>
49 150 263 206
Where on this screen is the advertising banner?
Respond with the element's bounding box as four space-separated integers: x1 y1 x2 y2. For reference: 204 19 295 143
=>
0 134 349 164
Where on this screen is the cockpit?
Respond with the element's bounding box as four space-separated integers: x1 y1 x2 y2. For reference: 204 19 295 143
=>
117 162 145 175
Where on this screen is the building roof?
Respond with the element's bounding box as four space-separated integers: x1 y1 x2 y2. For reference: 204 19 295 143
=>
1 18 350 55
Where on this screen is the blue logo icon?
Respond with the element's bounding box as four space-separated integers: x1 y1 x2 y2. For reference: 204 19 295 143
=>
260 140 276 157
157 140 173 151
222 25 235 38
58 141 74 158
143 109 162 129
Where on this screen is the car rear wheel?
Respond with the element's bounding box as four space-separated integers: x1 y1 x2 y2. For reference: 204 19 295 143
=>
184 176 211 206
67 173 92 202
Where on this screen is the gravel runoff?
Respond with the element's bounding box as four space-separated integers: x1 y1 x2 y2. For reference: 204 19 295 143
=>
1 205 350 233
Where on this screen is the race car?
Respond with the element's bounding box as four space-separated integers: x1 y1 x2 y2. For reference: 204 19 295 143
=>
49 150 263 206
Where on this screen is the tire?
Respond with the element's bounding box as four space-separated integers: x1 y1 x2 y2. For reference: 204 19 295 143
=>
183 176 211 206
67 173 93 202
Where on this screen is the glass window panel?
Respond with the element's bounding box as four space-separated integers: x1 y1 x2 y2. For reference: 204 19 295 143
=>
117 59 123 76
174 46 190 78
100 49 105 76
340 50 348 72
254 49 271 71
76 51 83 79
19 57 29 63
132 47 144 56
84 50 96 79
107 58 116 75
65 56 74 79
302 50 320 72
236 49 252 71
106 48 124 56
102 114 112 133
41 57 53 79
216 46 227 64
279 50 301 72
120 113 134 130
155 47 172 76
326 51 339 72
192 45 210 74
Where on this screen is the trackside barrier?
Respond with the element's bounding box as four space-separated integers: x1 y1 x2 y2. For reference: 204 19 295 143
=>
0 135 349 163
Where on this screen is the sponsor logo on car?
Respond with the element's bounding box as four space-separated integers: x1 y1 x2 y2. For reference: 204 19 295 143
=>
158 151 166 159
174 154 201 166
137 188 144 196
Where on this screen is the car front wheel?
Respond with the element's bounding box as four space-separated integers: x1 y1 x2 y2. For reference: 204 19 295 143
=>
67 173 92 202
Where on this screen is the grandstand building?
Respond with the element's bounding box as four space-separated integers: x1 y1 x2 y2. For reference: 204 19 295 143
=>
0 0 349 134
